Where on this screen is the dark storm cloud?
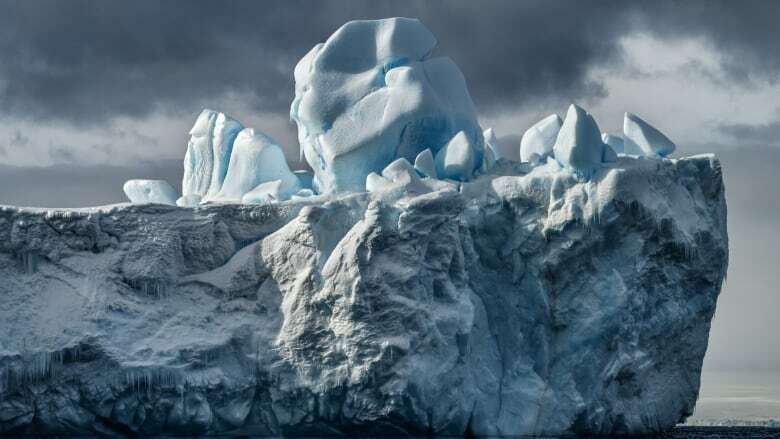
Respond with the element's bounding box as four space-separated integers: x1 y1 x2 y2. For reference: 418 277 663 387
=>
0 1 778 125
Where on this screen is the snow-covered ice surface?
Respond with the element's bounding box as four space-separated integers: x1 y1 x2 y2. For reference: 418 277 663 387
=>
0 153 727 436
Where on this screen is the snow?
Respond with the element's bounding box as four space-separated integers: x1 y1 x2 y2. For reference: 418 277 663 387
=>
520 114 562 163
553 104 614 173
290 17 483 194
123 179 178 205
623 112 676 157
435 131 477 181
215 128 300 202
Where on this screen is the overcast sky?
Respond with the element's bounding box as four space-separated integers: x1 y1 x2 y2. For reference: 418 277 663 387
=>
0 0 778 373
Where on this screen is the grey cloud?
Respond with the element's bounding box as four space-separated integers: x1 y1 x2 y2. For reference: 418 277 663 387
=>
5 0 770 126
717 120 780 148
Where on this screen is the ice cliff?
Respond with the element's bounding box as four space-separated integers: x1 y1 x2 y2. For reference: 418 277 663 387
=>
1 17 728 437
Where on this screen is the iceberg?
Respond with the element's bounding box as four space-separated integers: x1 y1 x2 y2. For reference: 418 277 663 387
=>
23 17 727 437
122 179 178 205
290 17 484 194
520 113 562 163
553 104 615 172
623 112 676 157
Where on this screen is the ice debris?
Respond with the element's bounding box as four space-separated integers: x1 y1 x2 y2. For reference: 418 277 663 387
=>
520 114 562 163
123 179 178 205
290 17 484 194
623 112 676 157
553 104 616 173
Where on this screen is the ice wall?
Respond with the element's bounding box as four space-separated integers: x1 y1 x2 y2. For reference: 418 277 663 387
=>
0 154 727 436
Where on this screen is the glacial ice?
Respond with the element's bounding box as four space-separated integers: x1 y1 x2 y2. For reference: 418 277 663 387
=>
413 148 437 178
483 128 502 160
290 17 484 194
214 128 300 202
0 154 728 436
623 112 676 157
435 131 477 181
182 109 244 200
520 113 563 163
122 179 178 205
34 16 727 437
553 104 616 172
602 132 625 153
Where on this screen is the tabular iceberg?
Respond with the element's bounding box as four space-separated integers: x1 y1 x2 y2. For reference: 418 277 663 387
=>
5 16 727 438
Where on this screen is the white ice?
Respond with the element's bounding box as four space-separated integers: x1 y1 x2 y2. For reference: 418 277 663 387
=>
623 112 676 157
435 131 476 181
290 17 484 194
553 104 615 172
520 114 562 163
602 133 625 154
215 128 300 202
414 148 437 179
123 179 178 205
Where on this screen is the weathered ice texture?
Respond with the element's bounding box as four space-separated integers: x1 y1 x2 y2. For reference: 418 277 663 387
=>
0 154 727 436
290 18 484 194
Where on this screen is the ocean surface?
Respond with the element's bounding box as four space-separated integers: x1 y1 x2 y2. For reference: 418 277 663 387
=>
686 370 780 426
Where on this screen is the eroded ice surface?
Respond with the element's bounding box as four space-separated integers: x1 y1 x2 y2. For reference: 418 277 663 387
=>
290 17 484 194
553 104 616 173
0 154 728 436
623 112 676 157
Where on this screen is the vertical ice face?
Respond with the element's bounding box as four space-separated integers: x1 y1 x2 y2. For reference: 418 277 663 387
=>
623 112 676 157
435 131 476 181
520 114 563 163
206 113 244 199
290 18 484 194
602 133 625 154
553 104 615 172
123 179 178 205
215 128 300 202
182 109 218 197
181 109 244 201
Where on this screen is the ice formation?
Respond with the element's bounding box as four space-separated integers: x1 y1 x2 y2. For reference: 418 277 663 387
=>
553 104 617 172
290 17 484 194
182 109 244 200
520 113 563 163
602 132 625 153
0 154 728 436
122 179 178 205
9 17 728 437
623 112 676 157
214 128 300 203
